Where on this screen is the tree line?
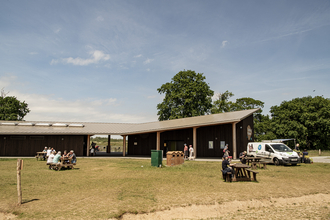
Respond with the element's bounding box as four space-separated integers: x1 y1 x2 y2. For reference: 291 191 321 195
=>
157 70 330 150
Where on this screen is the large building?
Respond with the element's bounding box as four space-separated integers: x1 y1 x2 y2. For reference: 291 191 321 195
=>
0 109 258 158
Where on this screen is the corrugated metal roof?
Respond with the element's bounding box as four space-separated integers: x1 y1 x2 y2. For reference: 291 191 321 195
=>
0 109 259 135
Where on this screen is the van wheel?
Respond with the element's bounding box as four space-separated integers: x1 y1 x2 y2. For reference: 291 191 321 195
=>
274 158 280 166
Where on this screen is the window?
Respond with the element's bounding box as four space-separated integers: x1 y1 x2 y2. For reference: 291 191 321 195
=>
208 141 213 149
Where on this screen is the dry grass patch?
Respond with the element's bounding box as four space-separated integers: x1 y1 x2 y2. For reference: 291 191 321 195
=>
0 158 329 219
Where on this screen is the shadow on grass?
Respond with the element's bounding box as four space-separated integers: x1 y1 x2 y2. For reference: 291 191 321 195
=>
22 199 39 204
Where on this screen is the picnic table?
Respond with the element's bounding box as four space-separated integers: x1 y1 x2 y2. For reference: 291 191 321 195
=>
48 157 75 171
230 164 253 181
35 152 46 161
244 157 266 169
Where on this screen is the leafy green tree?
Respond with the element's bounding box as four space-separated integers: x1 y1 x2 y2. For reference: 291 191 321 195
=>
270 96 330 150
211 90 234 113
0 89 30 121
157 70 214 121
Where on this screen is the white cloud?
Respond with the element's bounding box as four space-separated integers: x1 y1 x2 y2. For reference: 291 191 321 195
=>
143 58 154 64
221 40 228 48
134 54 142 58
51 50 110 66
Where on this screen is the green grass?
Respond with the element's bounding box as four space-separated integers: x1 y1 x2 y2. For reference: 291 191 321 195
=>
0 158 329 219
307 150 330 157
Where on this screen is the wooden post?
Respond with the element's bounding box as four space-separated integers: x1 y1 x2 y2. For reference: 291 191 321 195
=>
232 122 238 159
122 135 126 157
107 135 111 154
193 127 198 158
17 159 23 205
156 132 161 150
87 135 90 156
319 149 321 156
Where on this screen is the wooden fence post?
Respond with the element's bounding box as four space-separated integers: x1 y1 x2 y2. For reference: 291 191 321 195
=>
17 159 23 205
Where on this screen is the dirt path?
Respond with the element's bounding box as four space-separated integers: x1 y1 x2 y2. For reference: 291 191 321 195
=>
2 194 329 219
121 193 330 220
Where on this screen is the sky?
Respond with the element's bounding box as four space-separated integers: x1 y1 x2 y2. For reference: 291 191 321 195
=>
1 0 330 124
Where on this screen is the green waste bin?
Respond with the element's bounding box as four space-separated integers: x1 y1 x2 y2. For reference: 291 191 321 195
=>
151 150 163 167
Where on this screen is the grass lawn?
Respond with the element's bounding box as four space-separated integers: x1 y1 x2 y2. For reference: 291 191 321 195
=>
307 150 330 157
0 158 330 219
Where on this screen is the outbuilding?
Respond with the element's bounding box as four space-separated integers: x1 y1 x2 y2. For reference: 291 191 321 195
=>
0 109 258 158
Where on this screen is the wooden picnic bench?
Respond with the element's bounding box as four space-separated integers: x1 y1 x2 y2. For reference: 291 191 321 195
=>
48 157 75 171
256 161 269 169
35 152 46 161
221 170 232 182
245 169 259 181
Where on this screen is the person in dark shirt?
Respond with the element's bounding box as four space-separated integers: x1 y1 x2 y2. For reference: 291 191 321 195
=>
222 156 235 177
239 151 247 164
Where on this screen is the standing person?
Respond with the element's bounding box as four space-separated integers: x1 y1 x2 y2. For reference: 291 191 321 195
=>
223 144 229 157
184 144 188 160
295 143 300 151
189 145 194 160
302 149 308 163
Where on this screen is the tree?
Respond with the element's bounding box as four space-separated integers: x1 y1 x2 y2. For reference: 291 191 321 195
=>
270 96 330 150
157 70 214 121
211 90 234 113
0 89 30 121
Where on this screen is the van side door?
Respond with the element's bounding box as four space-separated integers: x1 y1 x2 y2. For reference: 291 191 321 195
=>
265 144 274 159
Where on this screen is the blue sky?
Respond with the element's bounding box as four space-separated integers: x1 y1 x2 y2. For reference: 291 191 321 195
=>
1 0 330 123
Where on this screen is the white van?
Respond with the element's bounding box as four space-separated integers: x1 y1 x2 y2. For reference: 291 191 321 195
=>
247 142 300 165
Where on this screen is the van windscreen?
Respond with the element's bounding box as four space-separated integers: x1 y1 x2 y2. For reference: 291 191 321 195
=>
271 144 293 152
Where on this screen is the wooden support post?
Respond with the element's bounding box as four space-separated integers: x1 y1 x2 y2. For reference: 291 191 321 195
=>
87 135 90 157
193 127 198 158
319 149 321 156
122 135 126 157
232 122 238 159
156 132 161 150
17 159 23 205
107 135 111 154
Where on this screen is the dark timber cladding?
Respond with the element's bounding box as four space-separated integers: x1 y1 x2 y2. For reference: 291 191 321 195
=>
127 114 254 157
0 135 87 156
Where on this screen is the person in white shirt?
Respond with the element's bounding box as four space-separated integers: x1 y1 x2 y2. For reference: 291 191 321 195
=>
189 145 195 160
47 152 55 165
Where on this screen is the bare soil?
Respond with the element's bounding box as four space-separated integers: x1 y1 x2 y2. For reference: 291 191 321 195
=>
120 193 330 220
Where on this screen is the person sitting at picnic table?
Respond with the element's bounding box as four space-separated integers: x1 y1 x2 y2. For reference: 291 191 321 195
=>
68 150 77 164
47 151 55 165
51 148 56 154
62 150 69 164
302 149 308 163
42 146 48 160
222 155 235 178
239 151 247 164
52 151 62 165
46 147 52 158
